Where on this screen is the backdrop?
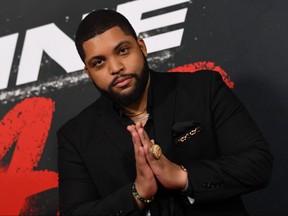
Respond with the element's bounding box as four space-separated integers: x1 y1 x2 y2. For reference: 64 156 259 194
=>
0 0 287 215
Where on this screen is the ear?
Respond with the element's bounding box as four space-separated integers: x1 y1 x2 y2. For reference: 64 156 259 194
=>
137 38 148 57
84 66 91 78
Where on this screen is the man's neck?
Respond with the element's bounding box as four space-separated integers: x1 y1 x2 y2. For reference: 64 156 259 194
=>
122 75 150 116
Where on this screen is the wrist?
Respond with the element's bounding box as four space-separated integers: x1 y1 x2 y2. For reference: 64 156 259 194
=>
179 164 188 191
132 183 155 204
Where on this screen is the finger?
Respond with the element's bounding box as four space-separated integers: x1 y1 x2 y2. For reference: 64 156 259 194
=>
144 143 155 162
127 125 143 158
137 127 153 148
127 124 136 133
144 142 166 167
135 121 142 128
127 125 140 142
133 124 156 163
134 122 153 147
136 146 147 168
132 125 154 164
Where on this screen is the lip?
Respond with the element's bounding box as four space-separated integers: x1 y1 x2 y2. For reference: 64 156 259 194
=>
113 76 133 88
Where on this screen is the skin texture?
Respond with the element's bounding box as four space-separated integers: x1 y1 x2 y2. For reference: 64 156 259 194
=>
83 27 147 103
127 123 188 208
82 26 188 208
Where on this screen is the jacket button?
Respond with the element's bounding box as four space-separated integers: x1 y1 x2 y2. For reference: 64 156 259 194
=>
112 210 124 216
203 182 211 189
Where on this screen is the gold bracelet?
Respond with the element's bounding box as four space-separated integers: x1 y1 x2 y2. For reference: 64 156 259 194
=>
132 183 154 204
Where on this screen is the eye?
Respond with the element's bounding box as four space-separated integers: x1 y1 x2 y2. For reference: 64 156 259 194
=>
91 59 104 68
119 47 129 55
96 59 103 65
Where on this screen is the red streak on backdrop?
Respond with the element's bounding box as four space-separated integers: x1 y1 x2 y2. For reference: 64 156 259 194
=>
0 97 58 215
169 62 234 89
0 62 232 215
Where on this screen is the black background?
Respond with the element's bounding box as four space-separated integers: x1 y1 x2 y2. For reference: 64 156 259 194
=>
1 0 287 215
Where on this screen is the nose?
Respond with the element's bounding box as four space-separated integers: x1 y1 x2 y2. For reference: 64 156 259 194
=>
109 57 124 75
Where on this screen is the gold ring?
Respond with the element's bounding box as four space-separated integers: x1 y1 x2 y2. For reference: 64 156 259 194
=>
150 144 162 160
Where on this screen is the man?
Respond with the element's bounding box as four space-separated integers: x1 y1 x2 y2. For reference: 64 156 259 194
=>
57 9 273 216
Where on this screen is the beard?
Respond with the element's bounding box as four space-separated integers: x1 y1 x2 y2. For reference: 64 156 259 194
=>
97 58 150 107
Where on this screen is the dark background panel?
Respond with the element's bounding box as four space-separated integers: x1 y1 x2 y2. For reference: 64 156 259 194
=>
0 0 287 215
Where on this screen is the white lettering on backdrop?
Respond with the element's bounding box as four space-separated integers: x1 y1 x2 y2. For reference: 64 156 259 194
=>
0 0 189 102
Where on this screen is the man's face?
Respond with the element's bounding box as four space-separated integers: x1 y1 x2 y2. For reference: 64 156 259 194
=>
83 26 149 106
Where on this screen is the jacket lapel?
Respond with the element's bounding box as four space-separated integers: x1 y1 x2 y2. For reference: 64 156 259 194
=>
91 71 177 177
94 96 136 179
151 72 177 152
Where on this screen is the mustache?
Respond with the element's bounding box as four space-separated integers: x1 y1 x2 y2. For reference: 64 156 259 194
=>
109 73 138 88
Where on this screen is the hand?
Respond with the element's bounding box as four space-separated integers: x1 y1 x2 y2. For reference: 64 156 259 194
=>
127 124 157 208
132 123 188 191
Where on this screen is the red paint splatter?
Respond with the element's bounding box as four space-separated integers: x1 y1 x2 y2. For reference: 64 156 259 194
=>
0 62 233 215
168 62 234 88
0 97 58 215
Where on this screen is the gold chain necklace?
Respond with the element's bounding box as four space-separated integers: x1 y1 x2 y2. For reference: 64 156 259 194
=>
123 108 147 117
132 113 150 123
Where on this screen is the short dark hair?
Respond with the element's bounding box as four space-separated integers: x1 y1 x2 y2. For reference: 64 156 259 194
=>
75 9 138 62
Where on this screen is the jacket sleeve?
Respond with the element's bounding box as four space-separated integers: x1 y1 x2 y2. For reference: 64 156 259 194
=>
186 71 273 203
57 129 143 216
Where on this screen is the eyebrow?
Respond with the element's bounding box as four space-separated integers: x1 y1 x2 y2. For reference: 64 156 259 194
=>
114 40 132 51
87 40 133 66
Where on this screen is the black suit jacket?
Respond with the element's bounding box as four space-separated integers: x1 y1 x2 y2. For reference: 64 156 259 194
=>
58 70 273 215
